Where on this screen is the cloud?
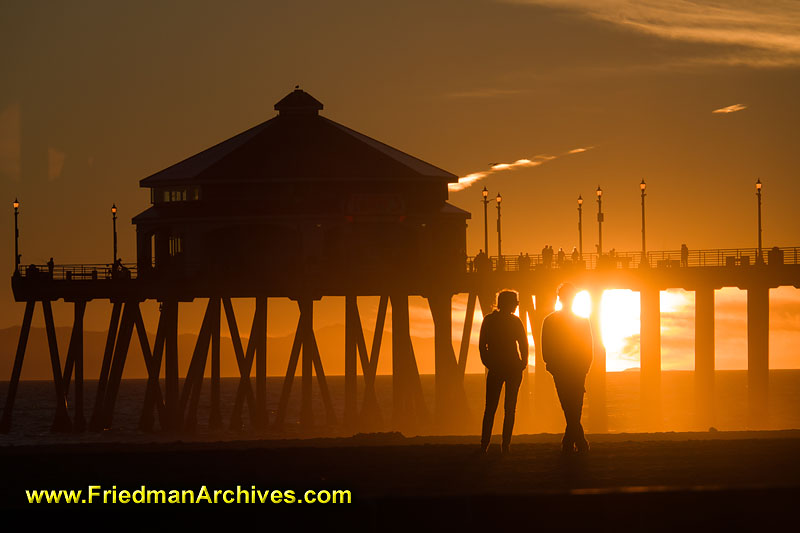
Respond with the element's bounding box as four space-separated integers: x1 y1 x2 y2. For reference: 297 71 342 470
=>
449 157 550 192
444 88 530 99
567 146 595 154
449 147 593 192
449 171 490 192
508 0 800 66
713 103 747 114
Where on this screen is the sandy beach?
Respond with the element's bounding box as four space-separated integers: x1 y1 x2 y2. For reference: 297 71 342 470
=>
3 430 799 529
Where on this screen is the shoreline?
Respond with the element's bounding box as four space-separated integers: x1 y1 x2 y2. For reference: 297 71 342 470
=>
3 428 800 453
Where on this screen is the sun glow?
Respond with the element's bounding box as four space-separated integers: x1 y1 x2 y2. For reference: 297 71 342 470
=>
554 290 592 318
513 307 537 366
507 289 692 372
552 289 640 371
526 314 535 367
573 290 592 318
600 290 642 372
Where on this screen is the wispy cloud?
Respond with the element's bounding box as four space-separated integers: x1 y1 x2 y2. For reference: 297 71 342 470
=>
445 88 530 99
508 0 800 66
567 146 595 154
712 103 747 114
449 147 593 192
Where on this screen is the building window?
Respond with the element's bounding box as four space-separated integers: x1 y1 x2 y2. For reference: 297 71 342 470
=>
164 189 187 202
153 187 201 204
169 235 183 256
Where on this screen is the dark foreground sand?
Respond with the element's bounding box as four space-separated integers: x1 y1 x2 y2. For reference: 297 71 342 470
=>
2 430 799 529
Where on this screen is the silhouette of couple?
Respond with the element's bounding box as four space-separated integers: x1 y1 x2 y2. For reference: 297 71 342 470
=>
479 283 592 454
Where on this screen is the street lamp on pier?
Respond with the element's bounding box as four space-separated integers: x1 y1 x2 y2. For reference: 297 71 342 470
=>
640 179 648 267
756 179 763 264
482 186 489 255
112 204 118 265
496 193 502 270
596 186 604 256
13 199 20 272
577 195 583 260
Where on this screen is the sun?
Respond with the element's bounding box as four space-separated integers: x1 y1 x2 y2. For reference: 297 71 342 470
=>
554 290 592 318
518 289 681 371
600 290 642 371
554 289 641 371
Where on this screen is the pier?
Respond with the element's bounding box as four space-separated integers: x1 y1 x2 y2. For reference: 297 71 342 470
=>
3 89 798 436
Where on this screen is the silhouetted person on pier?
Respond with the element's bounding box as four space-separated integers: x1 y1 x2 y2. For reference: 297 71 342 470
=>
557 247 565 267
479 290 528 454
475 249 489 273
541 283 593 454
571 247 579 264
112 258 122 279
542 245 553 268
681 244 689 267
47 257 54 278
769 246 782 265
519 253 531 271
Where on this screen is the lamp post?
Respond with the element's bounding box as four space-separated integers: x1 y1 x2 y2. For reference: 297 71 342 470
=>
112 203 118 265
13 198 19 272
596 186 603 256
640 179 648 267
756 179 763 264
496 193 502 270
577 195 583 260
482 186 489 255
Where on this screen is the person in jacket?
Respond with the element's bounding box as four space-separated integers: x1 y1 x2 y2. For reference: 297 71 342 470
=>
541 283 593 453
479 290 528 454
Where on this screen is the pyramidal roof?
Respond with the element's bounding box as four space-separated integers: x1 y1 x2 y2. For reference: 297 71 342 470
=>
140 88 457 186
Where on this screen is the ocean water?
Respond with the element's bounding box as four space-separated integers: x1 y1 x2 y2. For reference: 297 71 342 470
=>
1 370 799 446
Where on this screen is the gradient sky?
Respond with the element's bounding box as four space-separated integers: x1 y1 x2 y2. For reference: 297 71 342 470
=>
1 0 799 372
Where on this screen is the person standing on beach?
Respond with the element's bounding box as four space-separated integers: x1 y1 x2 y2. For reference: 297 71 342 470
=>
541 283 593 453
479 290 528 454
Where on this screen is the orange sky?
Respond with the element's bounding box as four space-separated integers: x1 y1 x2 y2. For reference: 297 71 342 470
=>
1 0 799 371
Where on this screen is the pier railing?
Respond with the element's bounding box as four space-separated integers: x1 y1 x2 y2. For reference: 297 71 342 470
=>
14 262 138 281
468 246 800 272
11 247 800 281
